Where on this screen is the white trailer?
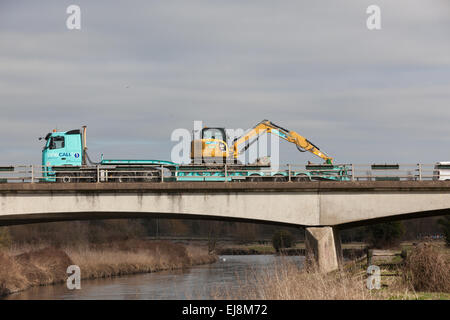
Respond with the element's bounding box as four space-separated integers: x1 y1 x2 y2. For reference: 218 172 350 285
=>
434 162 450 181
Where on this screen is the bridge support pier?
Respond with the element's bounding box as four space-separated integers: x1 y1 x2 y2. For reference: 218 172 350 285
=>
305 226 343 273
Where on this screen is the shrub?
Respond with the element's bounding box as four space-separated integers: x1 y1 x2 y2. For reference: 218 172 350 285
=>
402 243 450 292
272 230 294 252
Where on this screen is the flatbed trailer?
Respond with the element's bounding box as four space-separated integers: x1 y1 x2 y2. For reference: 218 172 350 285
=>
47 161 350 183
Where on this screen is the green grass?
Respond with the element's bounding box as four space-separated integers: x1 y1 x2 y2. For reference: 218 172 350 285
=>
389 292 450 300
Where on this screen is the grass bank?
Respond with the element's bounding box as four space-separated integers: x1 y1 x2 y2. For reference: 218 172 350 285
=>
0 240 216 297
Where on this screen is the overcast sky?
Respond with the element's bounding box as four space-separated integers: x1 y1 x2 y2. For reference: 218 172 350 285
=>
1 0 449 165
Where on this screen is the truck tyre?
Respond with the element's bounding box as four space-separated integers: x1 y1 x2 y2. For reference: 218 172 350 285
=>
58 173 76 183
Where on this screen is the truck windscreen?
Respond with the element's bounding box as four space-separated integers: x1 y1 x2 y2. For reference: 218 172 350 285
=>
49 136 65 149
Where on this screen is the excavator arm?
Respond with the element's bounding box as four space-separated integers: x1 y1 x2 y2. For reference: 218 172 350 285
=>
232 120 333 164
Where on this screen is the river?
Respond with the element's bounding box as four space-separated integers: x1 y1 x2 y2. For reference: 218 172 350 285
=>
4 255 304 300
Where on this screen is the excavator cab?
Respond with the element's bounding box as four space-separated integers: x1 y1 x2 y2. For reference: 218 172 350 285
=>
201 128 224 140
190 127 230 163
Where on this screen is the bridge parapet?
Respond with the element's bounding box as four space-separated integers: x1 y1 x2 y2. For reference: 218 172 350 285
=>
0 163 449 183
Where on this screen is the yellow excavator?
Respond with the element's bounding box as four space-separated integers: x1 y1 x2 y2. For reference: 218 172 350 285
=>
190 119 333 165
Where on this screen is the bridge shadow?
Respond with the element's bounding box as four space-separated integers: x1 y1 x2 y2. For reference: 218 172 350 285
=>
0 211 304 228
1 207 449 230
337 208 450 230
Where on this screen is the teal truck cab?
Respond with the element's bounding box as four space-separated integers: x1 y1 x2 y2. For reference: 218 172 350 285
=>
41 129 84 181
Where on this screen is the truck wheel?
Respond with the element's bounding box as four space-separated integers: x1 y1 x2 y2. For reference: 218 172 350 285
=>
58 173 76 183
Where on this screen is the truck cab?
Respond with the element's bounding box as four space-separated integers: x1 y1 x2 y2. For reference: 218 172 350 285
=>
42 129 83 180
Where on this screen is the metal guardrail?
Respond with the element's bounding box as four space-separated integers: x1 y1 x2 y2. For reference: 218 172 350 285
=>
0 163 448 183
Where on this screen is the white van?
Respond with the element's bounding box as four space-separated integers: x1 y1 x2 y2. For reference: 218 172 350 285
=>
434 162 450 180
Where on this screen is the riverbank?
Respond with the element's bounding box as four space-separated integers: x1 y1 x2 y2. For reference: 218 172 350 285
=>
0 240 217 297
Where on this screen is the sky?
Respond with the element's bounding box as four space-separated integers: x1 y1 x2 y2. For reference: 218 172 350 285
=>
1 0 450 165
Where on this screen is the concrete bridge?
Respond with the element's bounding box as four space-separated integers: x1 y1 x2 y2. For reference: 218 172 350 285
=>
1 181 450 272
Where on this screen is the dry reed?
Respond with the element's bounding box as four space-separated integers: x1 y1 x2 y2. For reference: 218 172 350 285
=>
0 240 216 297
213 258 381 300
402 243 450 293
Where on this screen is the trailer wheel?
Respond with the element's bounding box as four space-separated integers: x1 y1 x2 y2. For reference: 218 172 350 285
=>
248 174 263 182
115 172 135 183
140 170 160 182
272 174 287 182
293 174 310 182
